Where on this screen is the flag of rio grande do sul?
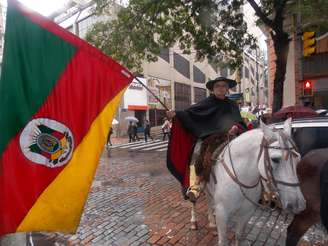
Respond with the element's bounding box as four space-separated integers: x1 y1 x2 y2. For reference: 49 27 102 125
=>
0 0 133 236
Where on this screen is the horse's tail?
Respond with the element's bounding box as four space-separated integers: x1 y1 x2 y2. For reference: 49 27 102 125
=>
320 160 328 231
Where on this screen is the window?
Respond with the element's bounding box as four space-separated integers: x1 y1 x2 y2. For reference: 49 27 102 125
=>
174 82 191 110
78 15 96 38
78 14 109 38
194 87 206 103
173 53 190 78
244 66 249 79
159 48 170 63
193 65 206 84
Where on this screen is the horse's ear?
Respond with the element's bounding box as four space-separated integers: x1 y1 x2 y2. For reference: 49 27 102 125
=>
260 120 276 141
283 117 292 137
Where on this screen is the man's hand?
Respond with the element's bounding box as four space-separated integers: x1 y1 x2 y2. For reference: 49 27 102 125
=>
166 110 176 120
228 125 239 136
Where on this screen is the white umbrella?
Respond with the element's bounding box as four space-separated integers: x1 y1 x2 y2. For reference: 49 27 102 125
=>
125 116 139 122
112 118 119 125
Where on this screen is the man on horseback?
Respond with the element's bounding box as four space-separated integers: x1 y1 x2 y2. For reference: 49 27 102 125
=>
166 76 246 202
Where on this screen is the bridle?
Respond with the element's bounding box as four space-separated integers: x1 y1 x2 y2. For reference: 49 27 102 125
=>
256 130 300 208
214 130 301 209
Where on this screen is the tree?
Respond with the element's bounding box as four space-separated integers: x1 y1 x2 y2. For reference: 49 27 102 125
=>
246 0 290 112
86 0 326 112
296 0 328 34
86 0 256 73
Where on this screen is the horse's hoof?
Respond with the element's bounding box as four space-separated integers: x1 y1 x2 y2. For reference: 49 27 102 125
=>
190 222 198 230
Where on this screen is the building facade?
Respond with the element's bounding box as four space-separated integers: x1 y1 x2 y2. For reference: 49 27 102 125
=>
264 14 328 110
241 50 267 107
53 2 267 135
241 3 268 108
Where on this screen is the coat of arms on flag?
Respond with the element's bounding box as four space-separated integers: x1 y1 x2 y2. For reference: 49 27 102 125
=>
0 0 133 236
20 118 74 167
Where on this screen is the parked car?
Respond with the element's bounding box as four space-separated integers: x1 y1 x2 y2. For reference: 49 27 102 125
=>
271 117 328 157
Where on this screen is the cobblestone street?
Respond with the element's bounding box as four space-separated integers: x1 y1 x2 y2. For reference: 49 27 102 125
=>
6 138 328 245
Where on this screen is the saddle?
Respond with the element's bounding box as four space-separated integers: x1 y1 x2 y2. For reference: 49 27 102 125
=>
195 133 229 182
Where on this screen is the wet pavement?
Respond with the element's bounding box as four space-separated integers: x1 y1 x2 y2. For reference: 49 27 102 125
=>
2 137 328 245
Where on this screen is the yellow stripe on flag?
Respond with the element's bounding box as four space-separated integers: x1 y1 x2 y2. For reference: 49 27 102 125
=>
17 89 126 233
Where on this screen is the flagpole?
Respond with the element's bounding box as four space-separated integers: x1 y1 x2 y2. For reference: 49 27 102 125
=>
134 77 169 111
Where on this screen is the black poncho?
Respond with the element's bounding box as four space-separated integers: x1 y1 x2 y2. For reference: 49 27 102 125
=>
176 95 245 138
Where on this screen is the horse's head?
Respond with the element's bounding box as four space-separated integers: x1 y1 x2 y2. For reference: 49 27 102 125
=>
260 118 306 214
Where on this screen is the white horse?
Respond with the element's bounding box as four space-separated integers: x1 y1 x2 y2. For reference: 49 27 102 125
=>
190 118 306 245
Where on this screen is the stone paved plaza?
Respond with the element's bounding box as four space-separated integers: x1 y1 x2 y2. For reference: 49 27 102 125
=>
1 138 327 245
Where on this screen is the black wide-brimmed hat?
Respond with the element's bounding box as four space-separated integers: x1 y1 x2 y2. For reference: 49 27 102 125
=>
206 76 237 90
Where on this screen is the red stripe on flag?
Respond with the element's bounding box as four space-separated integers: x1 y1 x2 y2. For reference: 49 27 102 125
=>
0 49 131 235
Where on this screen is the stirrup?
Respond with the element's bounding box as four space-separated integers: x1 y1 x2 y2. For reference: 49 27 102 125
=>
186 188 200 203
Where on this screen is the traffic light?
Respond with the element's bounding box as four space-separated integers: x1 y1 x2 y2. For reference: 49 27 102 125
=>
303 80 313 96
303 31 316 57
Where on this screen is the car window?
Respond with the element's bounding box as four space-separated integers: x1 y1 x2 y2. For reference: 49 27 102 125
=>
293 127 328 156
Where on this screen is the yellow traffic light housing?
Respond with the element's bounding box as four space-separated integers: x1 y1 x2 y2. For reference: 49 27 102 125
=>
303 32 316 57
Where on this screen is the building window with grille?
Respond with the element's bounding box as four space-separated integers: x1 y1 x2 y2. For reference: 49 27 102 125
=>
194 87 206 103
174 82 191 110
173 53 190 79
193 65 206 84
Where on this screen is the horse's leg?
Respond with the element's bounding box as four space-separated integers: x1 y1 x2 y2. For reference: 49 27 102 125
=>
235 203 257 245
190 202 198 230
205 192 216 228
215 204 229 246
286 209 320 246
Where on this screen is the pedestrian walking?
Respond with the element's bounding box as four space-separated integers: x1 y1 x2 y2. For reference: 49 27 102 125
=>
107 127 113 146
144 119 153 142
166 76 246 202
132 122 140 141
161 117 171 141
127 122 134 143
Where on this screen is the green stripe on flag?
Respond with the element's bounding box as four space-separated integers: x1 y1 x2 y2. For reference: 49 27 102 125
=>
0 4 77 156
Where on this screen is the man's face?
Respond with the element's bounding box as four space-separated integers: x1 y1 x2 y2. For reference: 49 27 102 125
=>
213 81 229 99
